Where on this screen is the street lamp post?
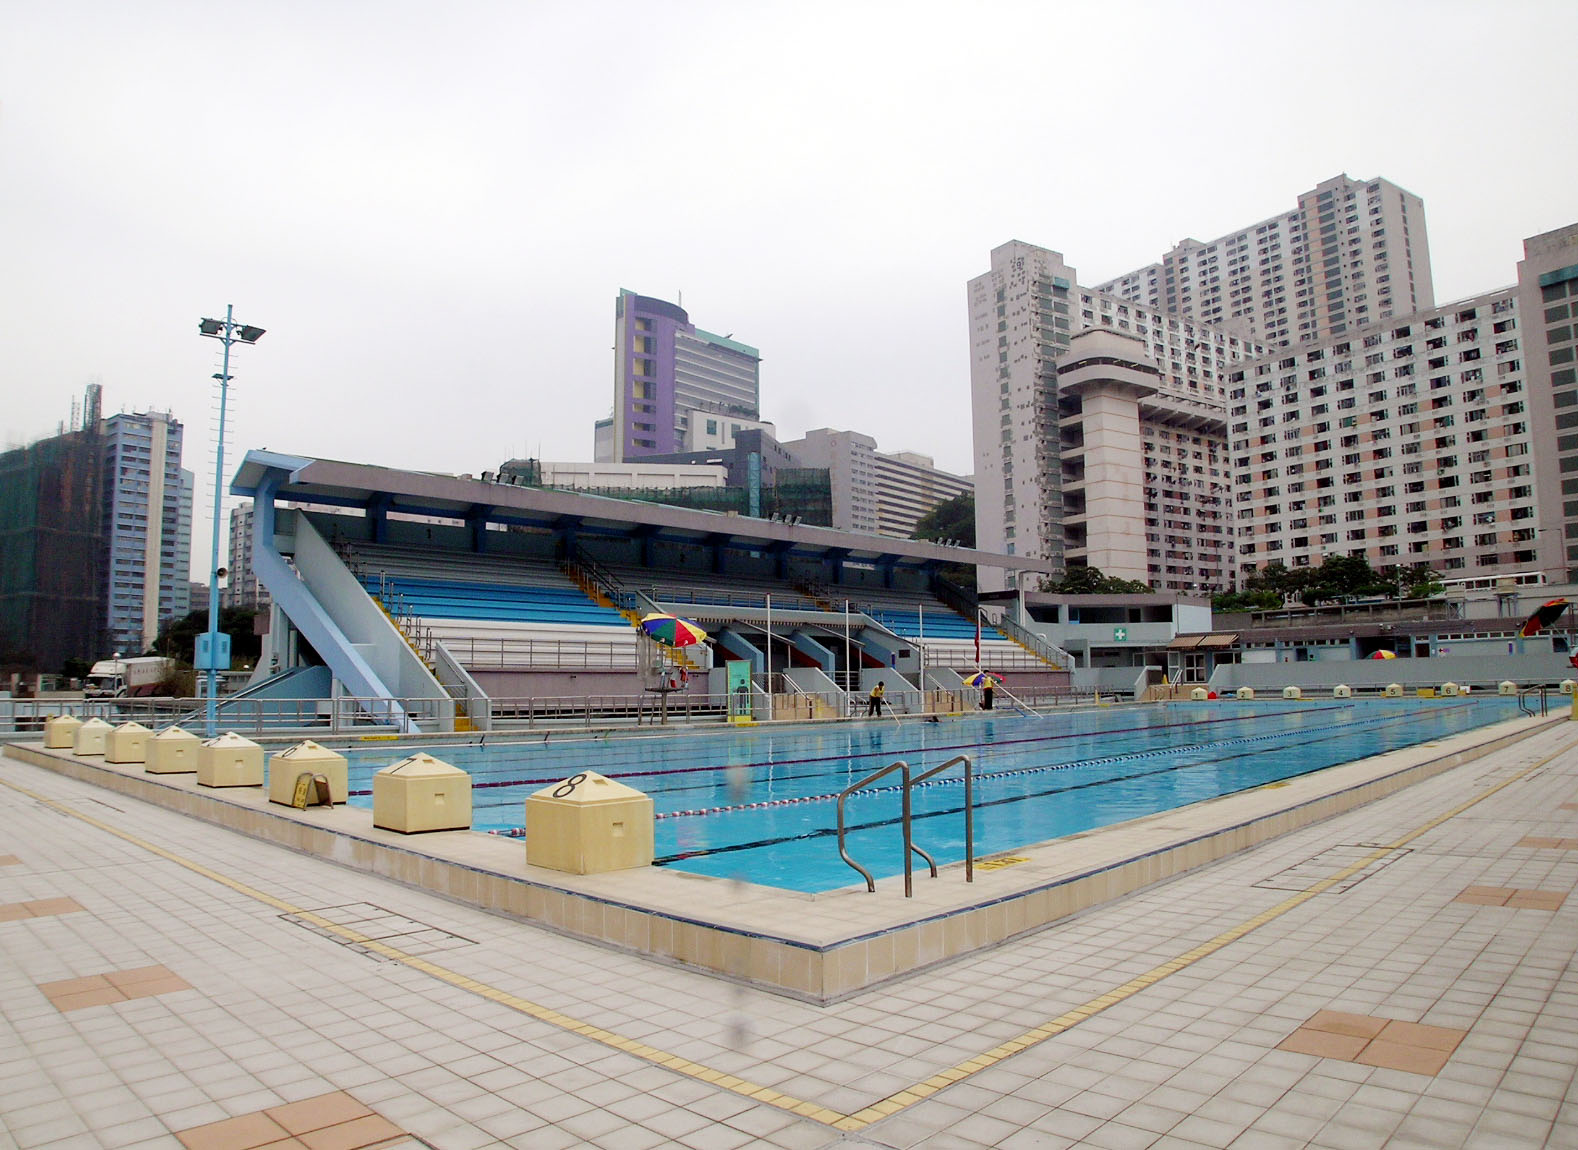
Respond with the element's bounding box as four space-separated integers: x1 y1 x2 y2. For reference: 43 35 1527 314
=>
197 306 265 736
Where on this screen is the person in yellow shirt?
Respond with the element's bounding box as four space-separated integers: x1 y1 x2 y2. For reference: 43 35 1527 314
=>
867 681 886 717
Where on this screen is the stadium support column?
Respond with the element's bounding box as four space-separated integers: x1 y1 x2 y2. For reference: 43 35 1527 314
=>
366 493 391 544
466 505 489 553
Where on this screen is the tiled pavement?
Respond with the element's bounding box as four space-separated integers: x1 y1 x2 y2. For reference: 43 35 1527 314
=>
1 719 1577 1148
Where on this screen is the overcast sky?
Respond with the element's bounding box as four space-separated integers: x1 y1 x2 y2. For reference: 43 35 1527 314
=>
4 0 1576 573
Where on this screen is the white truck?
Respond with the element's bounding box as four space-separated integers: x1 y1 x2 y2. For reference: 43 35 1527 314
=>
83 657 176 699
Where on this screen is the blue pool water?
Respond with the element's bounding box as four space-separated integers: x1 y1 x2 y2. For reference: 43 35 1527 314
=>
340 698 1524 893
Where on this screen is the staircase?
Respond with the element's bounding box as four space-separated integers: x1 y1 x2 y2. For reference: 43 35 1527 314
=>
794 579 838 611
932 576 1074 671
565 546 707 673
367 573 476 732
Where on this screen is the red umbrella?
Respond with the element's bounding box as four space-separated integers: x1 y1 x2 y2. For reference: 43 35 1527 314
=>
1518 599 1570 638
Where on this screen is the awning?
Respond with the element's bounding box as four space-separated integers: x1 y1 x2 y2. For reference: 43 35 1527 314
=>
1167 632 1238 650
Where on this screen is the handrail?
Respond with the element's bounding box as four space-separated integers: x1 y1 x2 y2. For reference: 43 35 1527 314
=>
992 613 1075 671
1518 685 1548 717
837 759 924 895
908 754 974 884
565 545 649 615
930 575 978 619
837 753 976 896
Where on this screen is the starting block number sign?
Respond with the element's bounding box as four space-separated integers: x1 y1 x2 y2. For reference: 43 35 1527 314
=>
291 772 333 809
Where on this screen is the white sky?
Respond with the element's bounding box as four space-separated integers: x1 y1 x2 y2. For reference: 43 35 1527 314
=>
3 0 1576 575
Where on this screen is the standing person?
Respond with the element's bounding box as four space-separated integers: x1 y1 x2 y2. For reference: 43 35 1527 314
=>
867 680 885 717
982 680 995 711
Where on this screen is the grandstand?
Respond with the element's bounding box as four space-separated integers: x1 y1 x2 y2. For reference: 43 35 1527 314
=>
230 451 1070 731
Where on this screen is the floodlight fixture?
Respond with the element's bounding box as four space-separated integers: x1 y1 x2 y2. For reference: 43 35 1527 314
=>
198 317 223 336
236 325 267 343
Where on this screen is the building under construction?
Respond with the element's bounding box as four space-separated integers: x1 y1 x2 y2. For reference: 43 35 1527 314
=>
0 387 106 671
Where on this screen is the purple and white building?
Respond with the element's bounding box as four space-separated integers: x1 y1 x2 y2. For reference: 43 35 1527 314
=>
605 290 761 461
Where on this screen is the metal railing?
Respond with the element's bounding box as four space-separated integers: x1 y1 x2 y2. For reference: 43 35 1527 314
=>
2 684 1137 742
837 754 974 896
441 636 639 670
645 585 824 612
991 614 1076 671
563 547 641 614
1518 685 1549 717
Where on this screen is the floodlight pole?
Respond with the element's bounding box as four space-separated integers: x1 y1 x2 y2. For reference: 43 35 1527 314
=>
197 305 265 737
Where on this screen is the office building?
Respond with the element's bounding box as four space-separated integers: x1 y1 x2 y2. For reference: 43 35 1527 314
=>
1096 174 1434 348
1230 286 1542 578
781 428 973 539
497 460 728 491
781 428 881 534
606 290 762 461
101 410 191 654
872 450 973 540
968 241 1263 592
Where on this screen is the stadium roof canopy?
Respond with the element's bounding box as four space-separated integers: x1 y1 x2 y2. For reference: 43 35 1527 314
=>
232 450 1050 577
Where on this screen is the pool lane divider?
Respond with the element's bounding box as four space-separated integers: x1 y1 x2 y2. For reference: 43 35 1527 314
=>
479 706 1471 853
346 700 1371 796
645 712 1480 869
644 703 1461 822
3 724 1573 1135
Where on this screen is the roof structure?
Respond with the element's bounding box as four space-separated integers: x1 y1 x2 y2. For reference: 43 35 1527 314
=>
231 450 1050 577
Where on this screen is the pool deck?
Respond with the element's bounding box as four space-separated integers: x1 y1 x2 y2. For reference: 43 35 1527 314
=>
3 711 1578 1147
1 711 1561 1004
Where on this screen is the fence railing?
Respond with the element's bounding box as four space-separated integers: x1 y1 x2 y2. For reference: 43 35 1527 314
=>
1 684 1134 740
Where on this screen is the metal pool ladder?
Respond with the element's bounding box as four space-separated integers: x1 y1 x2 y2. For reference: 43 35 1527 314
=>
837 754 975 896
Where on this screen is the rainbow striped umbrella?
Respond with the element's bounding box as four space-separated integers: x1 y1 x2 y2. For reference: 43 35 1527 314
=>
639 613 709 648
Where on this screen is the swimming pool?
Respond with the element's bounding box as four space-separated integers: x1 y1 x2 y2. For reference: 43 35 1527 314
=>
341 697 1524 893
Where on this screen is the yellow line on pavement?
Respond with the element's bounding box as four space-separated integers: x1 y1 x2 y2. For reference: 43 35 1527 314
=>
3 729 1570 1133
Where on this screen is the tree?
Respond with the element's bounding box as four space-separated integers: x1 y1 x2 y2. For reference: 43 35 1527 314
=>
153 607 263 669
1042 566 1151 595
913 493 977 588
912 493 975 548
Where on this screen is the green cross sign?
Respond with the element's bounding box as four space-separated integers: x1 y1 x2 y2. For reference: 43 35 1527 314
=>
1114 627 1128 641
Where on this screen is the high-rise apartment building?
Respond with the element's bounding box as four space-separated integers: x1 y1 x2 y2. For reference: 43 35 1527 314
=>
1229 287 1543 578
968 241 1262 592
607 290 761 461
971 187 1578 595
1518 224 1578 581
173 469 193 620
226 501 270 610
871 450 972 540
968 242 1077 585
101 410 191 654
1096 175 1433 348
